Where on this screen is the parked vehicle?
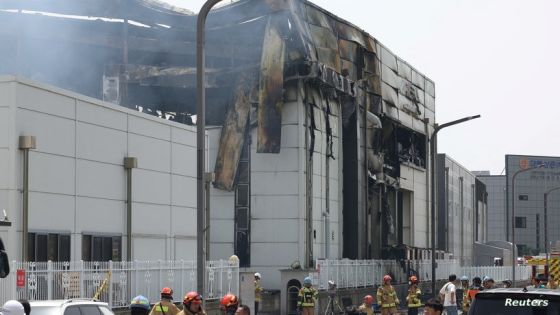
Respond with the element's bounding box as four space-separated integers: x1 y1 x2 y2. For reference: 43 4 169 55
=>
30 299 114 315
469 288 560 314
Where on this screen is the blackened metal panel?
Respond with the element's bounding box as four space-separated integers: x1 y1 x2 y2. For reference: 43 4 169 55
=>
213 71 257 191
257 14 285 153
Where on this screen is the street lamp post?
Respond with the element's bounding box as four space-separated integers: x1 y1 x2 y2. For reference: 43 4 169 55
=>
544 187 560 275
430 115 480 296
510 164 544 286
197 0 223 296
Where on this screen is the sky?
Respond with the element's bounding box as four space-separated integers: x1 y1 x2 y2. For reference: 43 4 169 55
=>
164 0 560 175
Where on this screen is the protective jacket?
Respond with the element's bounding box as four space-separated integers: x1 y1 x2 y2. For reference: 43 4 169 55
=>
149 300 180 315
255 280 263 302
377 284 399 308
297 286 318 307
406 286 422 308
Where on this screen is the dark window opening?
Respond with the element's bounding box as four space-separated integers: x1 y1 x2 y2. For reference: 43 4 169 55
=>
515 217 527 229
234 135 251 267
28 232 70 262
82 235 122 261
518 194 529 201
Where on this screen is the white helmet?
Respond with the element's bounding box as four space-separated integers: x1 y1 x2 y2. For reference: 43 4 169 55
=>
254 272 261 279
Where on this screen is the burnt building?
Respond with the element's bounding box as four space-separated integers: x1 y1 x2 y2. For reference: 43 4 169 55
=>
0 0 439 288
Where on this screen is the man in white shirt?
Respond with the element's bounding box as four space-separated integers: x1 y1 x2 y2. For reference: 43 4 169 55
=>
439 274 458 315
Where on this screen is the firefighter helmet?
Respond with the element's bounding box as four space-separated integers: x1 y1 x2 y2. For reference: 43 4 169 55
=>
409 275 418 284
130 295 150 310
254 272 261 279
220 294 239 308
183 291 202 306
303 277 312 286
160 287 173 299
383 275 392 283
363 295 374 304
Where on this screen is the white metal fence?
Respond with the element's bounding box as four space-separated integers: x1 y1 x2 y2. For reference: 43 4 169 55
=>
315 259 532 290
0 260 239 307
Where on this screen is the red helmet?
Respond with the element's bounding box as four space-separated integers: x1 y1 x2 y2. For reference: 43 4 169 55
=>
409 276 418 283
220 293 239 308
383 275 392 283
363 295 374 304
183 291 202 306
161 287 173 299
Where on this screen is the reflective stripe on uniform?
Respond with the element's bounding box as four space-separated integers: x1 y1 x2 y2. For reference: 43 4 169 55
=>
381 303 395 308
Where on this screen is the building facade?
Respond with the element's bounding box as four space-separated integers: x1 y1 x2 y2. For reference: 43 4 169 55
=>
0 0 488 292
505 154 560 255
476 174 507 242
436 154 487 266
0 77 200 262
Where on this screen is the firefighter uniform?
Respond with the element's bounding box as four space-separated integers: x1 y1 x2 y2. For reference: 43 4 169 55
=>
357 303 374 315
406 285 422 315
377 284 399 315
255 278 263 315
149 300 180 315
298 286 318 315
464 285 482 314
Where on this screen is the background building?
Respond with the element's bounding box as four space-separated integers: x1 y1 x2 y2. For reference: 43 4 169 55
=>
505 154 560 255
437 154 487 266
476 174 507 242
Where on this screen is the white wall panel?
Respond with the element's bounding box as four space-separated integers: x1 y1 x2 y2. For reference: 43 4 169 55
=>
0 149 10 189
0 108 11 148
210 194 235 219
171 206 196 237
174 238 196 260
252 219 299 243
17 109 75 157
0 82 15 108
171 126 197 147
128 116 170 141
280 124 299 148
210 243 234 261
76 100 127 131
171 175 196 208
251 243 299 266
171 144 196 176
251 172 299 196
28 192 74 231
29 152 75 195
251 148 299 172
76 160 125 200
17 84 75 119
76 197 124 233
210 219 234 243
131 202 170 235
251 195 299 219
132 170 171 205
133 237 166 260
129 133 171 172
76 122 127 165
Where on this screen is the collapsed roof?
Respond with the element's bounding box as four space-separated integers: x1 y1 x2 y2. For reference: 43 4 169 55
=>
0 0 435 190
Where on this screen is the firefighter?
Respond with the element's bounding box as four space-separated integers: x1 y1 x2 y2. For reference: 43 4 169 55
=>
149 287 180 315
377 275 399 315
547 277 558 289
502 279 513 288
220 294 239 315
406 276 422 315
130 295 151 315
254 272 263 315
357 295 374 315
464 276 483 313
179 292 205 315
297 277 318 315
459 276 469 313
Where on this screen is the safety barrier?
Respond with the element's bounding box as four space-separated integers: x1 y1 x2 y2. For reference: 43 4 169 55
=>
315 259 532 290
0 259 238 307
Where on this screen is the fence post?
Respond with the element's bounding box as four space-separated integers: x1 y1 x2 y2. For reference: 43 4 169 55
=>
108 261 113 308
47 261 53 300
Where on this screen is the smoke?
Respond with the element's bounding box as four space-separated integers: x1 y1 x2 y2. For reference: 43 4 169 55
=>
0 0 268 125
